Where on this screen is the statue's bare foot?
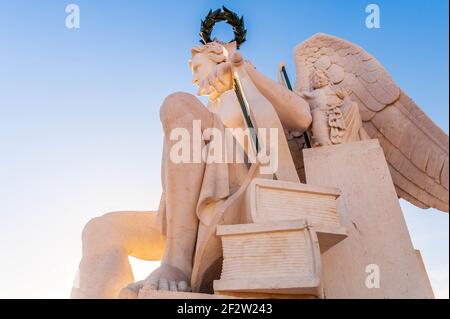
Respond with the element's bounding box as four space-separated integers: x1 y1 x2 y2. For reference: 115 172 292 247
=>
143 263 191 292
144 263 191 292
119 264 191 298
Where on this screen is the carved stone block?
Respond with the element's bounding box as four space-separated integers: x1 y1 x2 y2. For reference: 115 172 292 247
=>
213 219 322 296
246 178 347 252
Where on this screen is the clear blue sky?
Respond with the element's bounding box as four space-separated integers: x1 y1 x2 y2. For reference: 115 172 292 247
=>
0 0 448 298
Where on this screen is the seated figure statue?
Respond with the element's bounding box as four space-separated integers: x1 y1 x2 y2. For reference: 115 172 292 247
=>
71 41 312 299
71 32 450 299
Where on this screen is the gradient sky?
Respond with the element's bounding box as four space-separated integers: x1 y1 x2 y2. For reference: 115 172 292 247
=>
0 0 448 298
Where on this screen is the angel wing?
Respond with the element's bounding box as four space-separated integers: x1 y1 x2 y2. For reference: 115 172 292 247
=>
291 33 449 212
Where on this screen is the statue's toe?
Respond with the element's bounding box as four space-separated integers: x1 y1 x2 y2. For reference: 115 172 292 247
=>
177 281 191 292
119 280 144 299
177 281 187 292
147 276 159 290
158 278 169 291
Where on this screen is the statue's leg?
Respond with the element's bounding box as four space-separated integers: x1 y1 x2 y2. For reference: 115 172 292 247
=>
71 211 165 299
311 109 332 146
143 92 213 292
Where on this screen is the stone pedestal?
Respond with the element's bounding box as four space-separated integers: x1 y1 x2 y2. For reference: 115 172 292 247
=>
303 139 434 298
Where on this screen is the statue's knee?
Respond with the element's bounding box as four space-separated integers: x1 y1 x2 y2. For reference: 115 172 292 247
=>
81 213 116 248
82 217 102 246
160 92 207 131
160 92 193 122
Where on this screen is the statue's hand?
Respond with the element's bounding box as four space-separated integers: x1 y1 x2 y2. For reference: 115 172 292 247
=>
198 62 233 100
197 52 249 100
299 91 312 99
230 51 244 67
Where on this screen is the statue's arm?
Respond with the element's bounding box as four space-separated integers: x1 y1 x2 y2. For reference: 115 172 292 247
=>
244 62 312 131
299 91 313 99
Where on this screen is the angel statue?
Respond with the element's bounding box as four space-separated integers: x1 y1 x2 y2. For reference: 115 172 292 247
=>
71 8 448 299
300 68 370 146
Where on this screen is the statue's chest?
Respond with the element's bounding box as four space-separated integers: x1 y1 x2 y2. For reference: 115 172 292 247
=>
327 94 342 106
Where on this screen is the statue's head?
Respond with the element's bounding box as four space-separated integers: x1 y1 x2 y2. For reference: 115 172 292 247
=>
189 42 226 87
189 41 237 98
311 69 330 89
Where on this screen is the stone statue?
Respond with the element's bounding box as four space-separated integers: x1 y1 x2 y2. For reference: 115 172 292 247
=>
300 68 369 146
293 33 448 212
71 29 449 299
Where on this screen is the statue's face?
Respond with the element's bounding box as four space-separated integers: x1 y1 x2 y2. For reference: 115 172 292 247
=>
190 52 218 90
189 42 232 99
312 73 329 89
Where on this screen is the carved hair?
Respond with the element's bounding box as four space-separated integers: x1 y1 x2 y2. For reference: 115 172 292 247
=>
311 68 330 89
191 41 227 64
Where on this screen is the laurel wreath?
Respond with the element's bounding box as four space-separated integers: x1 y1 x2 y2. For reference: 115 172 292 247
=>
199 6 247 49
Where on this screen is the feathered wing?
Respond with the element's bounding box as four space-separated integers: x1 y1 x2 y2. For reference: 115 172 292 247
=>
292 33 449 212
